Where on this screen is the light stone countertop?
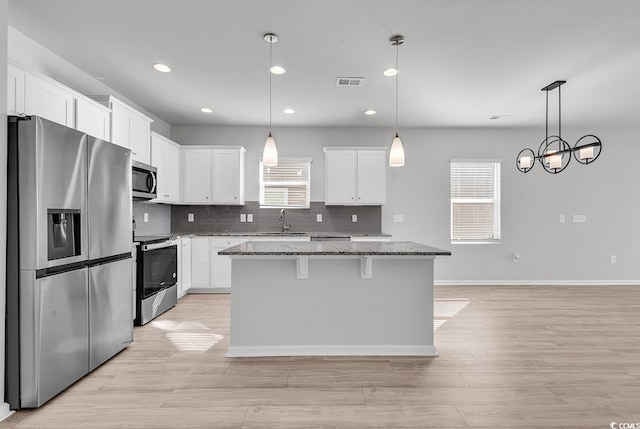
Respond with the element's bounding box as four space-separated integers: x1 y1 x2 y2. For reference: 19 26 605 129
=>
217 241 451 256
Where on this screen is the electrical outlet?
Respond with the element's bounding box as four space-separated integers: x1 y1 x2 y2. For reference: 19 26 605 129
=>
188 213 194 222
352 214 357 223
143 213 148 222
247 214 253 222
610 255 617 264
316 214 322 222
393 214 404 223
573 214 586 223
513 253 521 263
240 214 246 222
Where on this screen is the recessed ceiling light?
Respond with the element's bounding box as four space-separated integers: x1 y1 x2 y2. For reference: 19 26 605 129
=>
270 65 286 75
364 110 377 115
153 63 171 73
201 108 213 113
283 108 295 114
383 67 398 77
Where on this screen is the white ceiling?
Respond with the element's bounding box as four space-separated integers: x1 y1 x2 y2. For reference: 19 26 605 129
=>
8 0 640 129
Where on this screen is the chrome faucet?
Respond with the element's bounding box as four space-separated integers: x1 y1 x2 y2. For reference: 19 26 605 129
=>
279 209 291 233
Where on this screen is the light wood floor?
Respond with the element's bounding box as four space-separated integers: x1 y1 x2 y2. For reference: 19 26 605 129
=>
3 285 640 428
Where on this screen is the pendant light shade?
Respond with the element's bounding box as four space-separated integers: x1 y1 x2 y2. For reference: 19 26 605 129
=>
389 133 405 167
389 35 405 167
263 132 278 166
263 33 279 166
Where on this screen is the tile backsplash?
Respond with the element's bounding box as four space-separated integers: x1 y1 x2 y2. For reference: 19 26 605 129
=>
133 201 172 236
171 202 381 234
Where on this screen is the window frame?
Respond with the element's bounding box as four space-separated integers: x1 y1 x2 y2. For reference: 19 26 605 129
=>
450 158 502 244
259 157 312 209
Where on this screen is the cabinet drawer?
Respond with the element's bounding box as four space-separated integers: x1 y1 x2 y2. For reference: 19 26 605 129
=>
211 238 248 249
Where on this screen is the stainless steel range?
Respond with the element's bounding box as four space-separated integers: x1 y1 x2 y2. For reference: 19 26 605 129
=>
134 236 178 325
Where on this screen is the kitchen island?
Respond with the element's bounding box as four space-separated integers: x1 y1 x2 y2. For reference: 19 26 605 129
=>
219 241 451 357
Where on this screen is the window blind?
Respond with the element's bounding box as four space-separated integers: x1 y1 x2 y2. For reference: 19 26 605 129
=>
450 160 501 243
260 158 311 209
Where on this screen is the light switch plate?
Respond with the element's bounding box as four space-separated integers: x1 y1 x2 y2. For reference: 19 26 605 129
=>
559 215 565 223
352 214 358 223
188 213 194 222
247 214 253 222
393 214 404 223
317 214 322 222
143 213 148 223
240 214 247 222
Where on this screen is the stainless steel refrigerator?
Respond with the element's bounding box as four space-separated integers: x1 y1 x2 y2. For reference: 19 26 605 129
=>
6 116 134 409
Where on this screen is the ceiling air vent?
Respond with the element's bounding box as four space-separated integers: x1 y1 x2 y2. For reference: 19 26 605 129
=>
336 77 364 87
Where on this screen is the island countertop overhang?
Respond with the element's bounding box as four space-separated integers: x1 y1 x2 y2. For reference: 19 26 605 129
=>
217 240 451 257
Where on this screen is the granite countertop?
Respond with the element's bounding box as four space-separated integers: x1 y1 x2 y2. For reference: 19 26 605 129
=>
169 232 392 238
218 241 451 256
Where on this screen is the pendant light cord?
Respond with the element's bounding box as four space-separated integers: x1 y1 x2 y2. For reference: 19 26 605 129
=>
269 39 273 131
395 43 399 133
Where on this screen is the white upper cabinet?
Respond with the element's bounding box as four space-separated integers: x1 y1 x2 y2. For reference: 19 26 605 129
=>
324 147 386 205
91 96 153 164
7 61 25 116
24 73 75 127
212 148 246 205
182 146 246 205
183 148 213 204
75 98 111 141
151 132 181 203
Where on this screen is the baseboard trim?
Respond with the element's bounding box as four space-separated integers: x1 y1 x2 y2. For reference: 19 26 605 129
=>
435 280 640 286
0 403 14 422
226 345 438 357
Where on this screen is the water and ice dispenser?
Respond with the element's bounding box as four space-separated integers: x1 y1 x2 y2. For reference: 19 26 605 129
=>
47 209 81 260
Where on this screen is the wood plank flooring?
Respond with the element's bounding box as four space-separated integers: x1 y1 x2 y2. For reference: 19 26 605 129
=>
2 285 640 428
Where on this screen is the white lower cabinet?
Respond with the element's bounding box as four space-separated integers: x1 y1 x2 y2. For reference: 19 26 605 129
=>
211 238 249 291
190 237 211 289
178 237 192 298
186 236 310 292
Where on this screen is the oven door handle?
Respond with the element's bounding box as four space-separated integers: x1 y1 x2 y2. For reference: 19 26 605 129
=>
142 241 178 251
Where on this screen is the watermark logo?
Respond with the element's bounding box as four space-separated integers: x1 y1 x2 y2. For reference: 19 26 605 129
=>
611 423 640 429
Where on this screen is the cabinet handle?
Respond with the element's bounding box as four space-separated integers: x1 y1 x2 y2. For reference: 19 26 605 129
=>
164 194 170 197
132 151 137 155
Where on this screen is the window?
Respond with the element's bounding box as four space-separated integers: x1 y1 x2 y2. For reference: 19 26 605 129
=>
450 159 501 243
260 158 311 208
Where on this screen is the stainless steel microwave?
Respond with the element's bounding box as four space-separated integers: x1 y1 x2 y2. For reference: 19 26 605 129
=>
132 160 157 200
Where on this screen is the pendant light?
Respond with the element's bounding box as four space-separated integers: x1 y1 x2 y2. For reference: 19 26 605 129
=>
516 80 602 174
263 33 279 167
389 34 405 167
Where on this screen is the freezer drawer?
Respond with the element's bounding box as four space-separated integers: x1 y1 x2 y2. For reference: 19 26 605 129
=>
18 268 89 408
89 258 134 371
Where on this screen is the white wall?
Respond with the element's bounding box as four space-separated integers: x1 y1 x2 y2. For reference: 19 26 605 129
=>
172 124 640 285
7 27 171 138
1 0 13 421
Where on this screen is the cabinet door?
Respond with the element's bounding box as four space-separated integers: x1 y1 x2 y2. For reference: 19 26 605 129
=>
211 238 247 290
325 150 357 205
357 150 386 204
212 149 242 204
190 237 211 289
179 238 192 297
76 98 111 140
150 136 167 202
7 63 25 115
110 103 130 149
165 143 180 203
183 149 212 203
129 114 151 164
24 74 75 127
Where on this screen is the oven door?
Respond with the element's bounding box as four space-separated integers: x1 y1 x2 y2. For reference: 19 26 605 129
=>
141 244 177 299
